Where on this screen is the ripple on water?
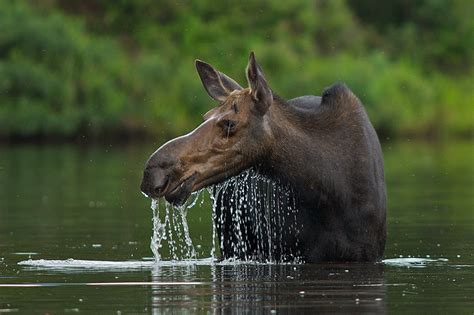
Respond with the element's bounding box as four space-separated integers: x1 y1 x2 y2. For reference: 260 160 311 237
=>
383 257 449 268
17 256 306 271
17 258 217 271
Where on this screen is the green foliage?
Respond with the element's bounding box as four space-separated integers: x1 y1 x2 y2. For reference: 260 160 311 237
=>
348 0 474 72
0 0 472 140
0 1 130 137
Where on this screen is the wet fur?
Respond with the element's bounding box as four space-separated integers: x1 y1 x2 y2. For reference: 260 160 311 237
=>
216 83 387 262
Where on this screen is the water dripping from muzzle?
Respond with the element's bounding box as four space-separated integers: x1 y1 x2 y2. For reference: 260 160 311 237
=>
150 196 198 262
149 168 302 264
207 168 303 263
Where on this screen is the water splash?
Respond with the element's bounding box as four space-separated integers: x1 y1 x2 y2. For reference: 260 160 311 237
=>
208 168 302 263
150 197 197 262
150 199 165 261
150 168 302 263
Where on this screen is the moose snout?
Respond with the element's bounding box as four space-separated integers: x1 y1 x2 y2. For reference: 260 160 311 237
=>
140 148 180 198
140 166 170 198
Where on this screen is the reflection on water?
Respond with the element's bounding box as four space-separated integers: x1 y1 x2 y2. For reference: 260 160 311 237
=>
14 258 388 313
150 263 387 314
6 256 473 313
0 140 473 312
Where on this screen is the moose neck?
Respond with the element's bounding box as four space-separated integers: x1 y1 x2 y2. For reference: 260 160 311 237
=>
260 97 350 208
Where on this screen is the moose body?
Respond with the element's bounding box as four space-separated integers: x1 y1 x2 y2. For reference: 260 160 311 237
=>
141 52 386 262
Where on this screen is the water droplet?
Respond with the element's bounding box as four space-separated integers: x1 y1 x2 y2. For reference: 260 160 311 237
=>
150 167 302 263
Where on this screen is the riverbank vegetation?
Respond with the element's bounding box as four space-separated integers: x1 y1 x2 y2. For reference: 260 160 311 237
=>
0 1 472 140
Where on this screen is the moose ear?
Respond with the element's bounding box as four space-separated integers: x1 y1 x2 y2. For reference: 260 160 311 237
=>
195 60 242 102
246 52 272 115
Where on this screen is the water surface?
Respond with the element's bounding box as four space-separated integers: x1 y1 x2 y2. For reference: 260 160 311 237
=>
0 141 472 313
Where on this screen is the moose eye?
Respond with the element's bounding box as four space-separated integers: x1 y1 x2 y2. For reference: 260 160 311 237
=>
218 119 237 133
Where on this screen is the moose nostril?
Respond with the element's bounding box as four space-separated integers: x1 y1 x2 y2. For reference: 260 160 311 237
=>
153 185 163 196
152 175 169 197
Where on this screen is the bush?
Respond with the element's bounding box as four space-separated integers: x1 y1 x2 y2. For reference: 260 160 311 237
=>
0 2 132 138
0 0 471 140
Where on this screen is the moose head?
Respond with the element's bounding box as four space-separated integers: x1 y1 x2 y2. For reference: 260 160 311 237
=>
140 52 277 205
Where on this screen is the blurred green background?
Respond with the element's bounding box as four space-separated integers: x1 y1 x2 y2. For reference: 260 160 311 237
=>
0 0 472 141
0 3 473 312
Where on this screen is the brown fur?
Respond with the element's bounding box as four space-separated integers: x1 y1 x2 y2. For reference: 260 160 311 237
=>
141 53 387 262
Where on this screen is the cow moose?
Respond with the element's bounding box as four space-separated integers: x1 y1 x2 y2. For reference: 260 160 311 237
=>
141 52 387 262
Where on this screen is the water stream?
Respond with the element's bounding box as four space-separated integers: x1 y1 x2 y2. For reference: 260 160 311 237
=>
150 197 197 262
149 168 303 263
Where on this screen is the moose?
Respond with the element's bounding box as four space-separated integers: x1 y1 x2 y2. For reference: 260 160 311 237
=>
140 52 387 262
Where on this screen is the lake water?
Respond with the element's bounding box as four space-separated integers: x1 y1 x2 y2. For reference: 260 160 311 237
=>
0 140 473 313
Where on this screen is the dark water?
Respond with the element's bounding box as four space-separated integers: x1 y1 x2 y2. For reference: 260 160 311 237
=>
0 141 473 313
